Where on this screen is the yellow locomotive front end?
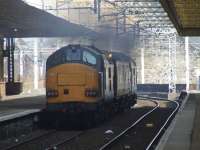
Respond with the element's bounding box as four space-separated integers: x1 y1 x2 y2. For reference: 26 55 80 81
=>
46 64 99 106
45 45 102 114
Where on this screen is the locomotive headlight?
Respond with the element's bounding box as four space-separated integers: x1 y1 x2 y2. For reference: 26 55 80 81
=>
47 90 58 97
108 53 112 58
46 91 51 97
49 91 54 97
85 89 98 97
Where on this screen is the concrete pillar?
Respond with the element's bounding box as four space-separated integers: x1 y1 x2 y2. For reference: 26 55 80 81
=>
185 37 189 91
123 11 126 33
198 76 200 90
141 48 144 84
140 35 145 84
0 39 4 82
33 38 39 90
19 48 23 81
0 39 5 99
116 15 119 35
168 35 177 93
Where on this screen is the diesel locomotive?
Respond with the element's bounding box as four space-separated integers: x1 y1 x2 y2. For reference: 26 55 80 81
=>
42 45 137 126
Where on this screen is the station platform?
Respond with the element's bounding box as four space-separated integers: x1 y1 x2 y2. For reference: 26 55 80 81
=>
156 90 200 150
0 92 46 122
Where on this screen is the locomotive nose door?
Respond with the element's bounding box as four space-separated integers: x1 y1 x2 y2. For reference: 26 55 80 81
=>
56 64 99 103
57 68 87 101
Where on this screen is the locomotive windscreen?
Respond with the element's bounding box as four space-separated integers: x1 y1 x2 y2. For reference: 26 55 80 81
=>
46 46 98 70
66 49 81 61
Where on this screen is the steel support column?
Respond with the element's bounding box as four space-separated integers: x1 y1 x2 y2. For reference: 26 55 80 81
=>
6 38 15 83
5 38 23 96
97 0 101 21
94 0 97 13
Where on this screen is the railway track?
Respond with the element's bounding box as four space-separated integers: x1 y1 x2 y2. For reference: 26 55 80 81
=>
51 99 160 150
3 130 57 150
45 131 84 150
141 96 180 150
1 96 180 150
2 129 83 150
99 96 180 150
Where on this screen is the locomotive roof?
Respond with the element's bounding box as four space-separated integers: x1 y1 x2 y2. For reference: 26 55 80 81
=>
84 45 135 63
49 44 135 64
110 51 134 63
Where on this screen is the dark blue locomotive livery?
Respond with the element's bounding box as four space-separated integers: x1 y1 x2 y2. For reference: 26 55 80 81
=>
43 45 137 126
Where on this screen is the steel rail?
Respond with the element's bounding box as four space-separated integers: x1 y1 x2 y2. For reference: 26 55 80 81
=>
99 99 159 150
4 130 57 150
45 131 84 150
144 97 180 150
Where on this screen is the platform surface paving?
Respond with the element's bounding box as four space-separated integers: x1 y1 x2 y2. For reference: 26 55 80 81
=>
0 94 46 122
157 91 200 150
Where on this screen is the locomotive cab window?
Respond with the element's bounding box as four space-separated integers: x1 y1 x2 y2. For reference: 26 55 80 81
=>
66 49 81 61
83 51 97 65
46 46 100 70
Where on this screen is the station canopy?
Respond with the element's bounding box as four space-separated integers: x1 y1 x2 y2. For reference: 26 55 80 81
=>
0 0 97 38
161 0 200 36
